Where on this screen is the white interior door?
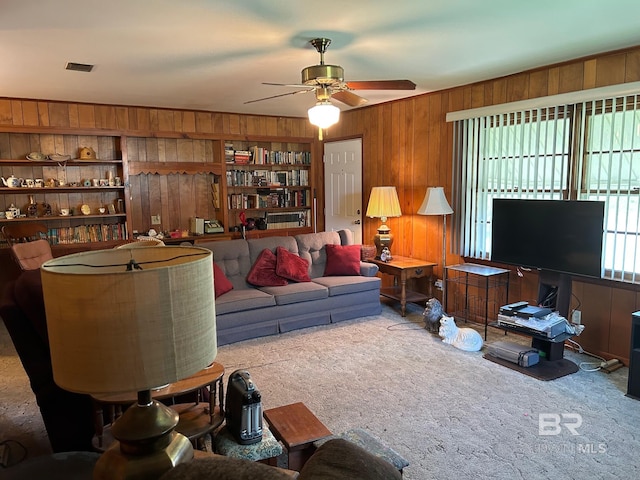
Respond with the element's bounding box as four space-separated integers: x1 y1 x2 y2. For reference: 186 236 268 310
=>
324 139 363 243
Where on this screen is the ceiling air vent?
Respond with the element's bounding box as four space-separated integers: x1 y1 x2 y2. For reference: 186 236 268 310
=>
65 62 94 72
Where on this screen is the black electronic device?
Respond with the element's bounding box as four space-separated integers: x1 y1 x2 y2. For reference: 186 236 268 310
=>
499 301 529 316
491 199 605 318
225 370 263 445
491 199 604 278
515 305 552 318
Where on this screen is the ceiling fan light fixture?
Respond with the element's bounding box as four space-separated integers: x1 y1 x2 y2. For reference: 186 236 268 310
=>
308 101 340 129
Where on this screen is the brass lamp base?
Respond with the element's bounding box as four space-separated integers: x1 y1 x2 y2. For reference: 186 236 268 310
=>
93 392 194 480
373 229 394 259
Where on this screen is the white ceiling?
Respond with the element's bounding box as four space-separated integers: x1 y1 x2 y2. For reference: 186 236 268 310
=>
2 0 640 120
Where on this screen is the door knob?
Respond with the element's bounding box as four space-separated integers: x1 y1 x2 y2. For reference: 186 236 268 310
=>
354 220 361 225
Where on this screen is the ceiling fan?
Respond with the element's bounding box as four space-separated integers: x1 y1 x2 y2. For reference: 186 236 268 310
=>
245 38 416 138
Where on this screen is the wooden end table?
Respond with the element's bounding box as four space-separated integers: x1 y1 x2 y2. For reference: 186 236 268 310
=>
263 402 332 471
91 362 225 451
371 255 437 316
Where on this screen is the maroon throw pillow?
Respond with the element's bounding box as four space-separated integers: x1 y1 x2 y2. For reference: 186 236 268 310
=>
275 246 311 282
247 249 289 287
213 262 233 298
324 244 361 276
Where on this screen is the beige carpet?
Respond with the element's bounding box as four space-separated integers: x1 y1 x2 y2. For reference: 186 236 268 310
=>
1 302 639 479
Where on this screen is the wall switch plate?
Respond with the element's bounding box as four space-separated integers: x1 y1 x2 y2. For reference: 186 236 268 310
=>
571 310 582 324
151 214 161 225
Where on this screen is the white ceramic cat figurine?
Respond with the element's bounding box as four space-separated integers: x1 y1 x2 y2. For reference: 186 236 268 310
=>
438 315 483 352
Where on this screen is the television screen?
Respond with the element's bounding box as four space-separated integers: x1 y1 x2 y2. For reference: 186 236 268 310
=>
491 199 604 278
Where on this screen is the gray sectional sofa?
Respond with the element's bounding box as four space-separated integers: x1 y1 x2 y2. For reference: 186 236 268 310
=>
196 230 382 345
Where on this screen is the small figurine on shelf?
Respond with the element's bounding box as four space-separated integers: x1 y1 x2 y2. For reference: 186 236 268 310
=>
380 247 392 262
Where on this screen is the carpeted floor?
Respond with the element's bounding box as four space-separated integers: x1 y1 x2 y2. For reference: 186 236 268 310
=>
1 302 639 479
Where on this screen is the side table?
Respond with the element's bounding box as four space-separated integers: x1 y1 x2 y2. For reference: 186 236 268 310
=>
444 263 510 339
92 362 225 451
263 402 332 471
371 256 437 316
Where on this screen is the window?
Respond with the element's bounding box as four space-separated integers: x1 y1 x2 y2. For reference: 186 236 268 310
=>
451 93 640 283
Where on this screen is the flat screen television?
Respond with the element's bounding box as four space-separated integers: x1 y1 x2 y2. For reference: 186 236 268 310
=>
491 199 605 318
491 199 605 278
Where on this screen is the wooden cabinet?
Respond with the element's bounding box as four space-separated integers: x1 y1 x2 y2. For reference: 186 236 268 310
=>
224 139 313 235
0 131 130 246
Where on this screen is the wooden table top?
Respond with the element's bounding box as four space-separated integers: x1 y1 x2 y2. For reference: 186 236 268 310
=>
91 362 224 404
371 255 437 269
263 402 332 450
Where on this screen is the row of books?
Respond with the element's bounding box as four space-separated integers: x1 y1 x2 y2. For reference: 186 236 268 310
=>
226 169 309 187
225 146 311 165
228 189 312 210
48 223 128 245
265 211 309 229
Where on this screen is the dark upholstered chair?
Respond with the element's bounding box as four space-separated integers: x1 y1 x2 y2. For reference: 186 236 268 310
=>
2 223 53 271
0 269 95 452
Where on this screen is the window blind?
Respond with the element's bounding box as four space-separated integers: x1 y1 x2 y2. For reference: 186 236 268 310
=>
451 91 640 283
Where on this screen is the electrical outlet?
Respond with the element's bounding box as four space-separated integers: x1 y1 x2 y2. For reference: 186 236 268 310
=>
435 279 443 290
151 214 161 225
571 309 582 324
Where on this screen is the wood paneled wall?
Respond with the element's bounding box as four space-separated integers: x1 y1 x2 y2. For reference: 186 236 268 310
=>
2 46 640 362
330 45 640 364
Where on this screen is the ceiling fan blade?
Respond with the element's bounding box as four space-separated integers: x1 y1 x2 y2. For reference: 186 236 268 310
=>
244 89 313 104
263 82 312 88
345 80 416 90
332 90 368 107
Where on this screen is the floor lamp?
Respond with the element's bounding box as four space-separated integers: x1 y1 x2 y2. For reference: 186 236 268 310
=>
417 187 453 304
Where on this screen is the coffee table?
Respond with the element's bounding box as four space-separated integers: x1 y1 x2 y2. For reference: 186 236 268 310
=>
263 402 332 471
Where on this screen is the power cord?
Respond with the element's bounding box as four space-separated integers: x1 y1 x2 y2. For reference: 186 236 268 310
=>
565 338 607 372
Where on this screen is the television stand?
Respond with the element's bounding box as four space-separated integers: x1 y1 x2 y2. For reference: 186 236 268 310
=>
485 322 578 380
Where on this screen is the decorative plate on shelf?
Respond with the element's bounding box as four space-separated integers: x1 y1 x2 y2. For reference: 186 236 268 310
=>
48 153 71 162
81 204 91 215
26 152 47 161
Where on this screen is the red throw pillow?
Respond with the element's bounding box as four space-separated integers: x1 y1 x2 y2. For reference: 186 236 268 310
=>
275 246 311 282
324 244 361 276
247 249 289 287
213 262 234 298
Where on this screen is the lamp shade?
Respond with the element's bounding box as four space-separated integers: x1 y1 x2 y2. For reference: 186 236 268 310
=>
308 101 340 129
366 186 402 219
417 187 453 216
41 246 217 395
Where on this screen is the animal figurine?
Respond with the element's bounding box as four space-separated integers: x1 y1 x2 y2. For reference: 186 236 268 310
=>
423 298 445 333
438 315 483 352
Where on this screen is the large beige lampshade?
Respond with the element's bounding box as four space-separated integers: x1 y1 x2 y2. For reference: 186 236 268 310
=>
366 186 402 257
40 246 217 395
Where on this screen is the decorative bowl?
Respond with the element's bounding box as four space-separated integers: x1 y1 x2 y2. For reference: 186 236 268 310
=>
26 152 47 161
48 153 72 162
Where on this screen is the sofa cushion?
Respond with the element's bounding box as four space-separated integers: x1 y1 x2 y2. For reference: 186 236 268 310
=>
247 236 298 264
298 438 402 480
247 249 289 287
213 262 233 298
198 239 253 291
324 244 361 276
259 281 328 305
295 231 342 278
275 246 311 282
214 288 277 315
313 275 382 296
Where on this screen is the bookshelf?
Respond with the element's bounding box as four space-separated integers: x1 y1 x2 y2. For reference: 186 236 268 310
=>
224 139 313 235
